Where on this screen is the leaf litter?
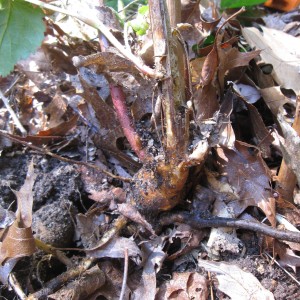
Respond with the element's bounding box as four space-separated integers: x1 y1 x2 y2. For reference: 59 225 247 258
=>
0 1 300 299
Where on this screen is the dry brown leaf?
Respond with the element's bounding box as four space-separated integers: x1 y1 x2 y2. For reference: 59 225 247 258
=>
0 161 36 265
44 93 68 128
73 51 141 76
277 112 300 186
132 238 167 300
232 86 274 157
117 203 155 235
275 241 300 272
14 161 36 227
193 84 219 122
37 115 78 137
156 272 208 300
86 237 141 260
0 258 18 284
242 26 300 94
200 46 218 86
198 260 274 300
167 224 205 260
218 47 260 92
260 86 292 116
215 142 276 226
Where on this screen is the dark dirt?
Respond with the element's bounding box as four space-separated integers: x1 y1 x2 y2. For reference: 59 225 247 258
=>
0 149 299 299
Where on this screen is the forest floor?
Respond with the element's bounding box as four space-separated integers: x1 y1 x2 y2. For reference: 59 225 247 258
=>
0 1 300 299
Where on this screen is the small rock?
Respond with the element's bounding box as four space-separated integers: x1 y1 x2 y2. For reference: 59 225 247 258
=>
32 201 76 248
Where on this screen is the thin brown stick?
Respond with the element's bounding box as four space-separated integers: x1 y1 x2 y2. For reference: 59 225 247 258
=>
26 258 96 300
159 212 300 243
119 248 129 300
0 130 132 183
9 273 26 300
0 89 27 136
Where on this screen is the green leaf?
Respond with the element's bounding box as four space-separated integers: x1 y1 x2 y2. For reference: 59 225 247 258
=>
220 0 265 9
128 5 149 36
0 0 45 77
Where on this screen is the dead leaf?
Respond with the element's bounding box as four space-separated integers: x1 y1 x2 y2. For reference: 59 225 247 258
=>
37 115 78 137
167 224 205 261
232 85 274 157
275 241 300 272
0 206 15 229
242 26 300 94
218 47 260 92
193 84 219 122
277 112 300 186
156 272 208 300
86 237 141 260
260 86 293 116
198 259 274 300
215 142 276 226
44 93 67 128
200 46 218 86
96 261 131 300
0 258 18 284
73 51 141 76
0 161 36 265
117 203 156 236
132 238 167 300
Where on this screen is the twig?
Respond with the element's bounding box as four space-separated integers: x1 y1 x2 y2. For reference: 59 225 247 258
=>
26 258 95 300
119 248 129 300
0 130 132 183
0 90 27 136
24 0 161 79
35 238 73 267
8 273 26 300
264 252 300 286
159 212 300 243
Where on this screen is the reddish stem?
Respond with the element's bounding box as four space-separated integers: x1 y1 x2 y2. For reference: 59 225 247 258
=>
110 84 146 162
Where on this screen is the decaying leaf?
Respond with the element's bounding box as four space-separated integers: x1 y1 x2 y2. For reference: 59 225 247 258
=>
0 161 36 282
86 237 141 261
277 112 300 186
260 86 292 116
218 47 260 92
275 241 300 272
198 260 274 300
156 272 208 300
132 237 167 300
214 142 276 226
117 203 155 235
242 26 300 94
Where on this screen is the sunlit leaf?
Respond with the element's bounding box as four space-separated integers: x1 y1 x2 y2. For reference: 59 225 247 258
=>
0 0 44 76
221 0 265 9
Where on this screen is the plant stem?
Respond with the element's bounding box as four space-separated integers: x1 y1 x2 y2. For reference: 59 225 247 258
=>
110 84 146 162
148 0 188 159
166 0 181 27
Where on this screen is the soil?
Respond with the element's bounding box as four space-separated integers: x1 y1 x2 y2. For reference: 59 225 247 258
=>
0 149 299 299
